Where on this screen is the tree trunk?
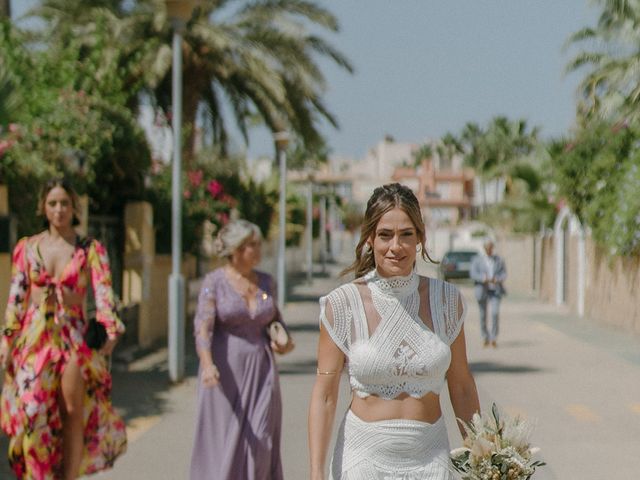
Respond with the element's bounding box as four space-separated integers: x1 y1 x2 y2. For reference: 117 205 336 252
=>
0 0 10 18
182 64 208 169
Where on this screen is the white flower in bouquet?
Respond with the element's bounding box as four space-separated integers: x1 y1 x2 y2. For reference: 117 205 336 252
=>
450 403 546 480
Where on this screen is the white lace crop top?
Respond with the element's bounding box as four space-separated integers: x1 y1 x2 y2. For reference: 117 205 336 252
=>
319 269 466 400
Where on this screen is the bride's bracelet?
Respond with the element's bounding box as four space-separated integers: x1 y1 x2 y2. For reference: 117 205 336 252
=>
316 368 338 376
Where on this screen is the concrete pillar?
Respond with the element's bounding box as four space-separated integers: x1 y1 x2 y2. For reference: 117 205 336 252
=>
577 229 586 317
0 184 8 215
554 207 571 306
123 202 155 347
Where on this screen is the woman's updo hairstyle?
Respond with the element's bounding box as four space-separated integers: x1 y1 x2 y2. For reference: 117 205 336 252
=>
213 219 262 258
342 183 435 278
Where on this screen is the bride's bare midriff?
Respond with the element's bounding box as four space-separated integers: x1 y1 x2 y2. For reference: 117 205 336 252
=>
350 391 442 423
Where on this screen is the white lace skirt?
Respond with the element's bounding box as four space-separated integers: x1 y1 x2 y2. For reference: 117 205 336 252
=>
329 410 455 480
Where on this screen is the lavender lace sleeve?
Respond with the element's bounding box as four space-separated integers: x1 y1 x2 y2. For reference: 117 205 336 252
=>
194 273 216 352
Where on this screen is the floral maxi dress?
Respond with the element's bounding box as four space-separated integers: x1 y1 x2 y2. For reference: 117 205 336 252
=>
0 236 127 479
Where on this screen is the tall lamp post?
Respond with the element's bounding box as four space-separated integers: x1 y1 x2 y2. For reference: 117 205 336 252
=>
274 131 290 311
166 0 195 383
306 174 314 284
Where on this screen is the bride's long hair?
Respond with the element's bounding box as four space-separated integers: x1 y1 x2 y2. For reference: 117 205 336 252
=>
342 183 435 279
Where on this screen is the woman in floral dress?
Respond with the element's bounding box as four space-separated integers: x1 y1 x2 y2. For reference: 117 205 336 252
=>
0 178 127 479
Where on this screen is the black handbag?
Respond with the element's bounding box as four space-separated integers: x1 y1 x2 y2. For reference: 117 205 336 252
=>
80 237 108 350
85 317 107 350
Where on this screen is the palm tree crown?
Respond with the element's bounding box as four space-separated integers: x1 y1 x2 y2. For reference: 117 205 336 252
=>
566 0 640 122
33 0 354 158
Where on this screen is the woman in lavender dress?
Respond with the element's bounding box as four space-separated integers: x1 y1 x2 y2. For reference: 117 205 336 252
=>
190 220 295 480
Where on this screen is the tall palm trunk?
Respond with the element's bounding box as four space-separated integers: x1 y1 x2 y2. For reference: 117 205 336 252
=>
0 0 9 18
181 63 209 168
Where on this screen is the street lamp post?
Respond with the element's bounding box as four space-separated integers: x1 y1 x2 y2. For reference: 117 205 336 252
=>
319 191 327 274
166 0 195 383
274 131 290 311
306 175 314 284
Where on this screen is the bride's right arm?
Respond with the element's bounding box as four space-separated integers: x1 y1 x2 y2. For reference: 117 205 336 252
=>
308 322 344 480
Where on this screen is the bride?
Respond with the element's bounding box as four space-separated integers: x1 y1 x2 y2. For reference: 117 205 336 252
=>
308 183 480 479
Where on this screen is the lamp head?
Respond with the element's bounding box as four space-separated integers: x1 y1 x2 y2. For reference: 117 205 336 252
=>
274 131 290 151
165 0 197 24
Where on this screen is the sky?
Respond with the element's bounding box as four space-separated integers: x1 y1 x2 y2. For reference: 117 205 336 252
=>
12 0 600 160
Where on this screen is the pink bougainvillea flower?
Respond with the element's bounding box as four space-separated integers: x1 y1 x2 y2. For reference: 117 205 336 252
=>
217 212 230 225
207 180 223 199
187 170 203 187
0 140 12 156
220 193 237 207
8 123 19 133
183 189 192 199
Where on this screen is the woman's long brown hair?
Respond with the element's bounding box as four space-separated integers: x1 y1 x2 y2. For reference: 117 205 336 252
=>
342 183 436 279
37 177 81 227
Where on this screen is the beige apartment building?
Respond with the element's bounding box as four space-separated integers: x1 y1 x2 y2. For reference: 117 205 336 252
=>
392 154 474 226
287 136 475 228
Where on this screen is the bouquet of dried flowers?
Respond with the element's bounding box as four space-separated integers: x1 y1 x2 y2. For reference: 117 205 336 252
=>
450 403 545 480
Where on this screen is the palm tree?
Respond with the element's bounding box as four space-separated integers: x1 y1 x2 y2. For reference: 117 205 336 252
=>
458 118 539 210
435 132 462 170
34 0 354 161
483 117 539 202
412 143 433 168
566 0 640 122
458 121 489 209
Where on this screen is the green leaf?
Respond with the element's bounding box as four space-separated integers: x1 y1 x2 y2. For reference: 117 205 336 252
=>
492 402 501 425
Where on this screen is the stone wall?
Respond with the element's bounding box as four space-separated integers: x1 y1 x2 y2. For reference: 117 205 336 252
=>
509 231 640 335
583 239 640 334
494 235 536 295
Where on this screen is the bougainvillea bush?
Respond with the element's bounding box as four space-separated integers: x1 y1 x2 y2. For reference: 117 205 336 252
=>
147 162 275 256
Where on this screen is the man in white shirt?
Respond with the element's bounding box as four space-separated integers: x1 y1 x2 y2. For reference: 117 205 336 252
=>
470 239 507 347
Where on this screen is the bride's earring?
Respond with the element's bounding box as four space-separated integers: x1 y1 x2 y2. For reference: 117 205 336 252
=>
416 244 422 253
363 243 371 254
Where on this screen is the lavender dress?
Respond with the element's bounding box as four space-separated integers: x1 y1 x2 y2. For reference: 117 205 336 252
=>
190 268 284 480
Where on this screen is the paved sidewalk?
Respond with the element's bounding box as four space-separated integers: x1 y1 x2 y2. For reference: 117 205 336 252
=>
1 259 640 479
92 265 347 480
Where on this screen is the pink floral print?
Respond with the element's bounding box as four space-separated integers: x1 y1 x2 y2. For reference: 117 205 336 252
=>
0 236 127 479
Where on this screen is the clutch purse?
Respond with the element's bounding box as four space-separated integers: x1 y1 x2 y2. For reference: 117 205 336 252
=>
85 317 108 350
267 320 289 349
